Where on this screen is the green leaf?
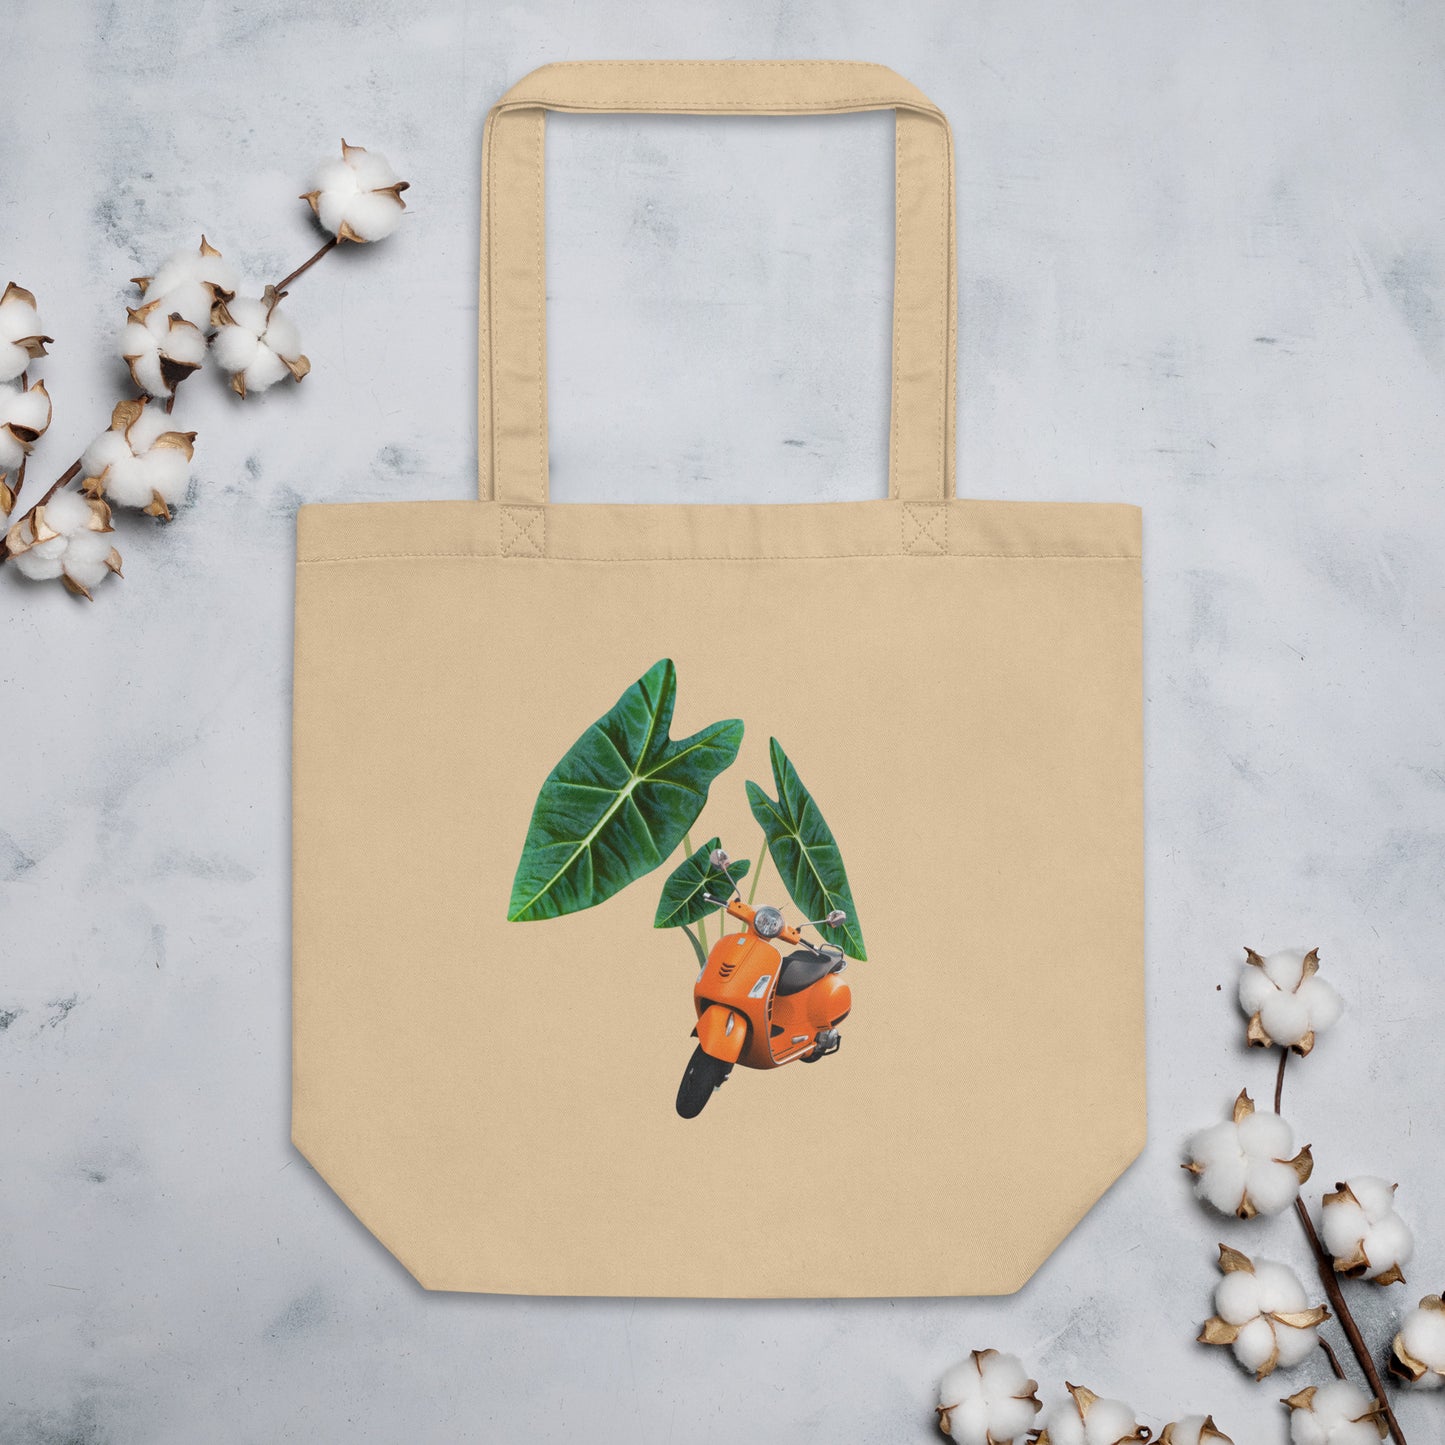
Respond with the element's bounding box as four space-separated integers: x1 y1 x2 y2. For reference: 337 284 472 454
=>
745 738 867 960
508 660 744 922
654 837 750 929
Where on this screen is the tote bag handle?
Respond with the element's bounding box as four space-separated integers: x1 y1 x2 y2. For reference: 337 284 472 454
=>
479 61 956 508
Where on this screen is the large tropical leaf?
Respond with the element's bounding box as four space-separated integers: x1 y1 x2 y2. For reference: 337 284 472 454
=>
654 837 750 930
745 738 867 959
508 660 743 922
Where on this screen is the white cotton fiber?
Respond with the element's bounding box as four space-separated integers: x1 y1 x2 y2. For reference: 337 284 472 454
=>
145 243 238 329
937 1351 1038 1444
60 528 117 588
1235 1109 1292 1159
211 294 305 394
1253 1259 1308 1314
1401 1304 1445 1383
42 488 93 534
1288 1381 1377 1445
211 318 261 372
1239 947 1343 1050
308 143 408 242
1081 1397 1139 1444
1244 1159 1304 1215
1259 990 1312 1046
1322 1176 1412 1279
0 426 24 471
0 290 46 381
1231 1315 1277 1373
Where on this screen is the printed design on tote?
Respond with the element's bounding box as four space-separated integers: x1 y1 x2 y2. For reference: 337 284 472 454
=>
508 658 866 1119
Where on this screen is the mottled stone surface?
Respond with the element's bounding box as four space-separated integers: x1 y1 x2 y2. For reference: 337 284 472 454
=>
3 2 1444 1441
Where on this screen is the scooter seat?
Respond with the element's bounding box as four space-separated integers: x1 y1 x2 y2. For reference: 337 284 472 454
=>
774 948 841 996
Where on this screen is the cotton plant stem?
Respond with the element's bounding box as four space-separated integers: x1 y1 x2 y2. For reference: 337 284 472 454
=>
274 236 337 294
1277 1047 1409 1444
1319 1336 1348 1381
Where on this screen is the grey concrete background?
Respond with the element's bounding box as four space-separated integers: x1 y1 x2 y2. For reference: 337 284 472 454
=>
4 1 1445 1441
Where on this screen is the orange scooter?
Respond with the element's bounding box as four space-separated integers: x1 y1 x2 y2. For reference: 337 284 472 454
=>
675 849 852 1119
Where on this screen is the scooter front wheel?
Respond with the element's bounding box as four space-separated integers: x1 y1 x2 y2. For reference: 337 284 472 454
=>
675 1045 732 1119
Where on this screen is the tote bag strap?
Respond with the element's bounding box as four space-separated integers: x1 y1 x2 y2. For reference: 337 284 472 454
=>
479 60 956 508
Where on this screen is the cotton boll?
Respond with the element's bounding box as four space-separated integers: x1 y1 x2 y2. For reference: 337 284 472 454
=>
79 397 196 518
0 282 52 381
302 141 410 243
1184 1092 1311 1218
4 489 121 596
138 237 238 329
0 378 52 472
1201 1247 1326 1381
60 527 120 589
1285 1381 1386 1444
1321 1177 1413 1282
1034 1385 1146 1445
211 292 309 397
1239 947 1342 1054
1391 1294 1445 1387
936 1350 1041 1444
119 304 207 398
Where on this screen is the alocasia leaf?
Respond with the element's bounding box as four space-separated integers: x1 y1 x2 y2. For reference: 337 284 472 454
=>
654 837 750 930
508 660 743 922
745 738 867 959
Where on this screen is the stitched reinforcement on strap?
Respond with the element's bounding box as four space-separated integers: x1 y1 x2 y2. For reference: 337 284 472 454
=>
499 505 546 558
902 502 947 556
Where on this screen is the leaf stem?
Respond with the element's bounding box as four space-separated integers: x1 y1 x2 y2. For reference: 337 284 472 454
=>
680 924 706 970
1277 1047 1408 1443
747 832 767 905
274 236 338 295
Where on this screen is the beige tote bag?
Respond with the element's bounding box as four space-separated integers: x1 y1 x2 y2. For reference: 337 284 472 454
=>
292 60 1143 1297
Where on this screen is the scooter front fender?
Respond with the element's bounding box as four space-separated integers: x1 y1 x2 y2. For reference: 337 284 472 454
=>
695 1004 746 1064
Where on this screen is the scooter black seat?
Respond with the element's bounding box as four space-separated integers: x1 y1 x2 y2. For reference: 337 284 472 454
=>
774 948 840 996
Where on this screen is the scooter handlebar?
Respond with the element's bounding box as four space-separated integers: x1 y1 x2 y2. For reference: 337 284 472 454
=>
702 894 806 948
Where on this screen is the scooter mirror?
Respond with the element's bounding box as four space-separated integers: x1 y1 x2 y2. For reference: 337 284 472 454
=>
709 848 730 869
826 909 847 926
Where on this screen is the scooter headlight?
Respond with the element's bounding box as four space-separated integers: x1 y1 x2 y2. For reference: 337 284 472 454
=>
752 906 784 938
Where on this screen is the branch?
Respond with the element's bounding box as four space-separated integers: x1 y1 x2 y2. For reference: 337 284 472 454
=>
1278 1048 1409 1444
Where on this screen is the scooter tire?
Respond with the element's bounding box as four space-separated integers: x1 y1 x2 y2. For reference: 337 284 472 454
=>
675 1045 732 1119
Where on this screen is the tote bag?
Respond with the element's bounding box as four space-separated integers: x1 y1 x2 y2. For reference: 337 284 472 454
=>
292 61 1144 1297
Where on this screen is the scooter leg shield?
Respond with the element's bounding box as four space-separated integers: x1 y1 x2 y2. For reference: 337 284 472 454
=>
695 1005 746 1064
